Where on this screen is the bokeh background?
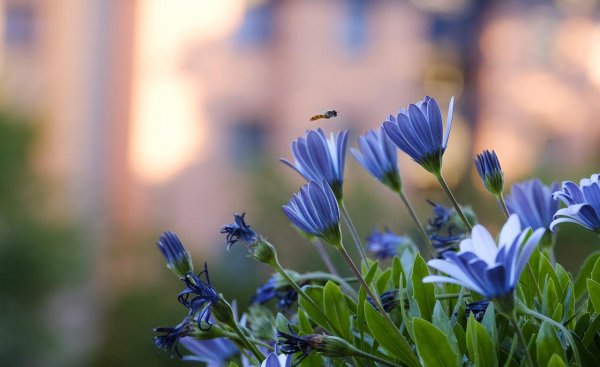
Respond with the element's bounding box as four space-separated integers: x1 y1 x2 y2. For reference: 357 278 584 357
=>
1 0 600 366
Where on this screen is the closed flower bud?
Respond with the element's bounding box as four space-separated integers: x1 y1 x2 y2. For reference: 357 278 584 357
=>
475 150 504 195
249 238 278 267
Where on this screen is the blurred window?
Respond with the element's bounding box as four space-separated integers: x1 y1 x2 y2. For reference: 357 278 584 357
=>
229 121 267 168
235 0 274 47
4 2 35 48
342 0 369 52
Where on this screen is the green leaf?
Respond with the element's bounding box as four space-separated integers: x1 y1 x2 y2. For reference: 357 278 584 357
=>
363 301 420 367
297 285 329 329
482 302 498 353
539 254 559 293
413 317 460 367
583 314 600 346
364 261 380 286
589 254 600 283
543 278 560 322
411 254 436 321
432 301 460 357
229 362 241 367
323 281 351 340
357 286 367 350
275 313 290 332
466 314 497 367
298 308 314 334
586 279 600 313
575 252 600 299
376 268 392 295
392 255 405 289
536 321 565 367
546 353 566 367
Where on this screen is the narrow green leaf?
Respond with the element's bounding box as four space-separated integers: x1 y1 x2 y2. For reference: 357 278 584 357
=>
536 321 565 367
323 281 351 340
392 255 404 289
574 252 600 299
482 302 498 354
297 308 314 334
543 278 560 322
297 285 329 328
229 362 241 367
411 254 436 321
376 268 392 295
586 279 600 313
364 261 380 286
275 313 290 332
363 301 420 367
583 314 600 346
413 317 460 367
357 286 367 350
466 314 497 367
432 301 460 357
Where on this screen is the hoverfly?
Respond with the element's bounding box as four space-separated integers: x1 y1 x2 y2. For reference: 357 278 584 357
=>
309 110 338 121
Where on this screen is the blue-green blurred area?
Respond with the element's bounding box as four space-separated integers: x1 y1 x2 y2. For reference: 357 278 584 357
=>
0 113 82 366
2 0 600 366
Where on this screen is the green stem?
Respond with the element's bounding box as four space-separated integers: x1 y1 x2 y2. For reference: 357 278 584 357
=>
339 200 368 262
230 318 265 362
397 188 434 256
434 172 472 232
337 244 400 333
312 238 339 276
497 193 510 219
273 260 342 335
517 303 581 367
508 314 535 367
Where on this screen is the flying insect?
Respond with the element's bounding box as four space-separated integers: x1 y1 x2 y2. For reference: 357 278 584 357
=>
309 110 338 121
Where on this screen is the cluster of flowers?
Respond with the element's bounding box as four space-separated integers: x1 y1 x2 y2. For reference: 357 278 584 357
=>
153 96 600 367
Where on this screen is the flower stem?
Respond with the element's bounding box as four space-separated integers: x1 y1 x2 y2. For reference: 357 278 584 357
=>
508 314 535 367
339 199 368 262
229 317 265 362
496 193 510 219
517 303 581 367
312 238 339 276
397 188 434 256
337 244 400 333
434 172 472 233
337 245 383 312
272 260 342 336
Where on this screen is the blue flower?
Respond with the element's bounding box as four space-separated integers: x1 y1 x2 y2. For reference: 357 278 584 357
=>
475 150 504 195
282 180 342 246
365 228 413 260
426 201 473 256
465 299 490 322
280 128 349 200
506 179 559 231
382 96 454 174
157 231 194 278
178 263 221 329
351 128 401 191
251 275 298 311
260 353 291 367
551 173 600 233
178 337 239 365
221 213 258 249
153 317 195 357
424 215 545 314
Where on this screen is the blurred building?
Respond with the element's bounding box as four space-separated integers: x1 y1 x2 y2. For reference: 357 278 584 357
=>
1 1 600 363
